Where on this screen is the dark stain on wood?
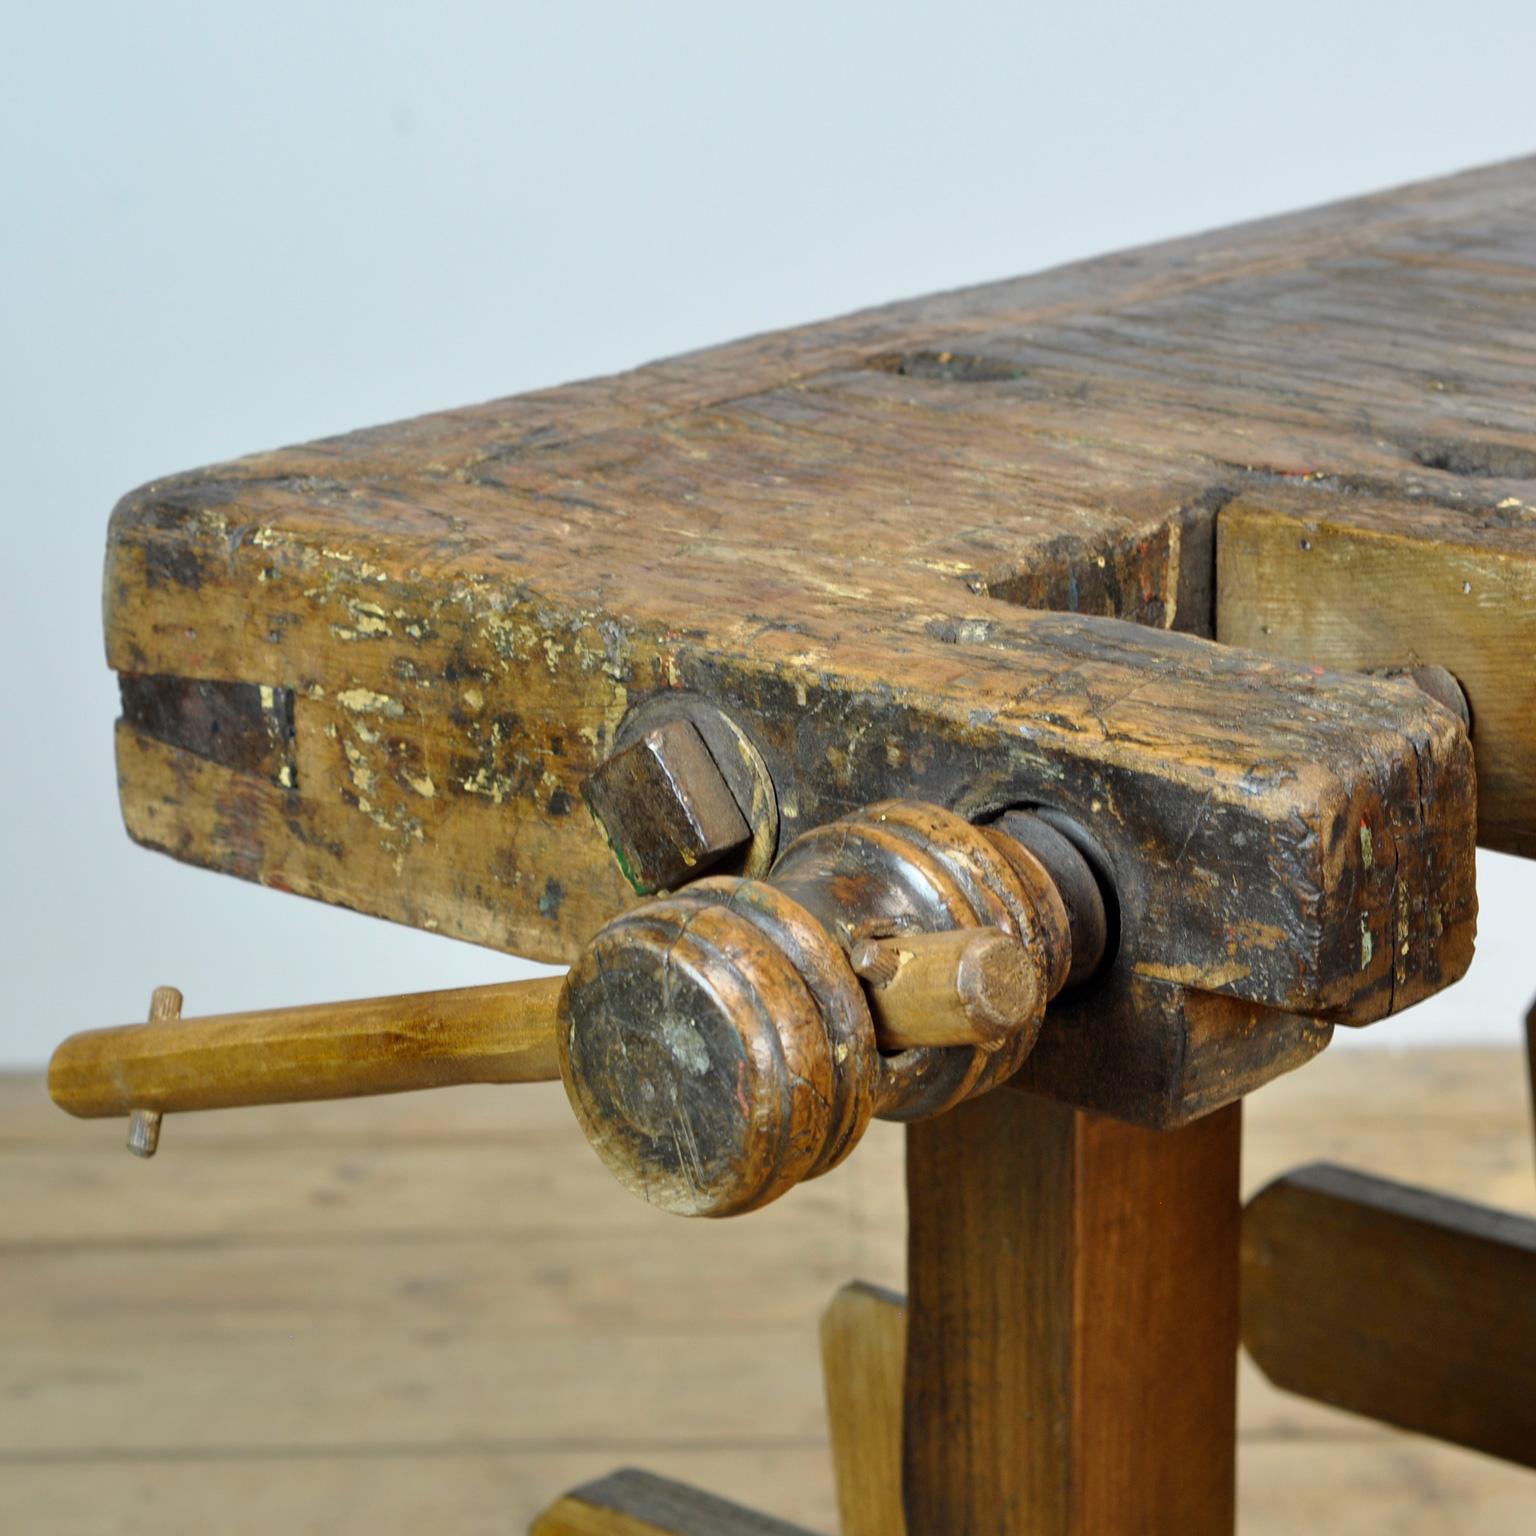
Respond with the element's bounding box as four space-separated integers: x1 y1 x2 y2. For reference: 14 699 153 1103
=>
120 673 296 786
141 540 206 590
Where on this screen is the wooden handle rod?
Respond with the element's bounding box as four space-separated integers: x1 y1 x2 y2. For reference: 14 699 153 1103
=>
48 976 566 1120
49 929 1041 1133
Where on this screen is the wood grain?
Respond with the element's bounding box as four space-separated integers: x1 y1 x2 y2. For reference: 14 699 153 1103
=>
45 805 1057 1184
1218 489 1536 856
49 976 564 1117
1243 1162 1536 1467
820 1282 906 1536
903 1090 1241 1534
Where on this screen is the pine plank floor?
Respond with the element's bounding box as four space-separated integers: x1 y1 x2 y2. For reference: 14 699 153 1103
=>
3 1046 1533 1533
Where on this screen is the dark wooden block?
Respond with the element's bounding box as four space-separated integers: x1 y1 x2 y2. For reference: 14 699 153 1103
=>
1243 1162 1536 1467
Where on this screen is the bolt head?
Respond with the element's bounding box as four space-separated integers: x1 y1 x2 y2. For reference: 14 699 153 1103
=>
585 720 752 895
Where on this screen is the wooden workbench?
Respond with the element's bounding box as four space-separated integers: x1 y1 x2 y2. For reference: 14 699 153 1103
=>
75 156 1536 1532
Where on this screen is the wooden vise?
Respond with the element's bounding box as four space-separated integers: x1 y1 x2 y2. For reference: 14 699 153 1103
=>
55 156 1536 1532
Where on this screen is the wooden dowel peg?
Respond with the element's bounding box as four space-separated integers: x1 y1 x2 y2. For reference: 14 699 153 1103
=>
850 928 1045 1052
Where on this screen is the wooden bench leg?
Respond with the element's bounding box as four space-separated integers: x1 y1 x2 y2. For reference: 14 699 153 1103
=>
530 1468 821 1536
543 1097 1241 1534
821 1282 907 1536
904 1090 1242 1534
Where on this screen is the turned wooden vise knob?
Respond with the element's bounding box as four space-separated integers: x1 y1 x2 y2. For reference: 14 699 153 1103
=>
558 801 1107 1217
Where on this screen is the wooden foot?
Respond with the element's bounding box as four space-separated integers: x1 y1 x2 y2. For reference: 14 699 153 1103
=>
530 1468 819 1536
1243 1162 1536 1467
820 1282 906 1536
905 1091 1241 1534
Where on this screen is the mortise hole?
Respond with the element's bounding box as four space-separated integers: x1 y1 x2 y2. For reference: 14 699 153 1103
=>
1403 436 1536 480
925 617 995 645
866 349 1029 384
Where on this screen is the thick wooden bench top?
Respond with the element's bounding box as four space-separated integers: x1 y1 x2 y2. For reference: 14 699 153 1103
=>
100 158 1532 1119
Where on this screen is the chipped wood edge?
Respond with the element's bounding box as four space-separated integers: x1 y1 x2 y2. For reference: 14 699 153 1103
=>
529 1467 823 1536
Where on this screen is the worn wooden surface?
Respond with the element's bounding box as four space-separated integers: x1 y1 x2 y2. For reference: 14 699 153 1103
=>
1243 1162 1536 1467
820 1283 906 1536
5 1048 1536 1534
903 1091 1241 1533
1219 490 1536 856
99 161 1535 1119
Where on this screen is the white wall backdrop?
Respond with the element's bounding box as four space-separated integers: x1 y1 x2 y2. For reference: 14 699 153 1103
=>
3 1 1533 1065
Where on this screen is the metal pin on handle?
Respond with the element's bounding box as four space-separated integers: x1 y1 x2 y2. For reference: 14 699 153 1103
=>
126 986 183 1158
126 1107 162 1157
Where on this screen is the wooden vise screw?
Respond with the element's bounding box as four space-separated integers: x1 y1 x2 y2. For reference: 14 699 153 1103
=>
49 801 1107 1217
